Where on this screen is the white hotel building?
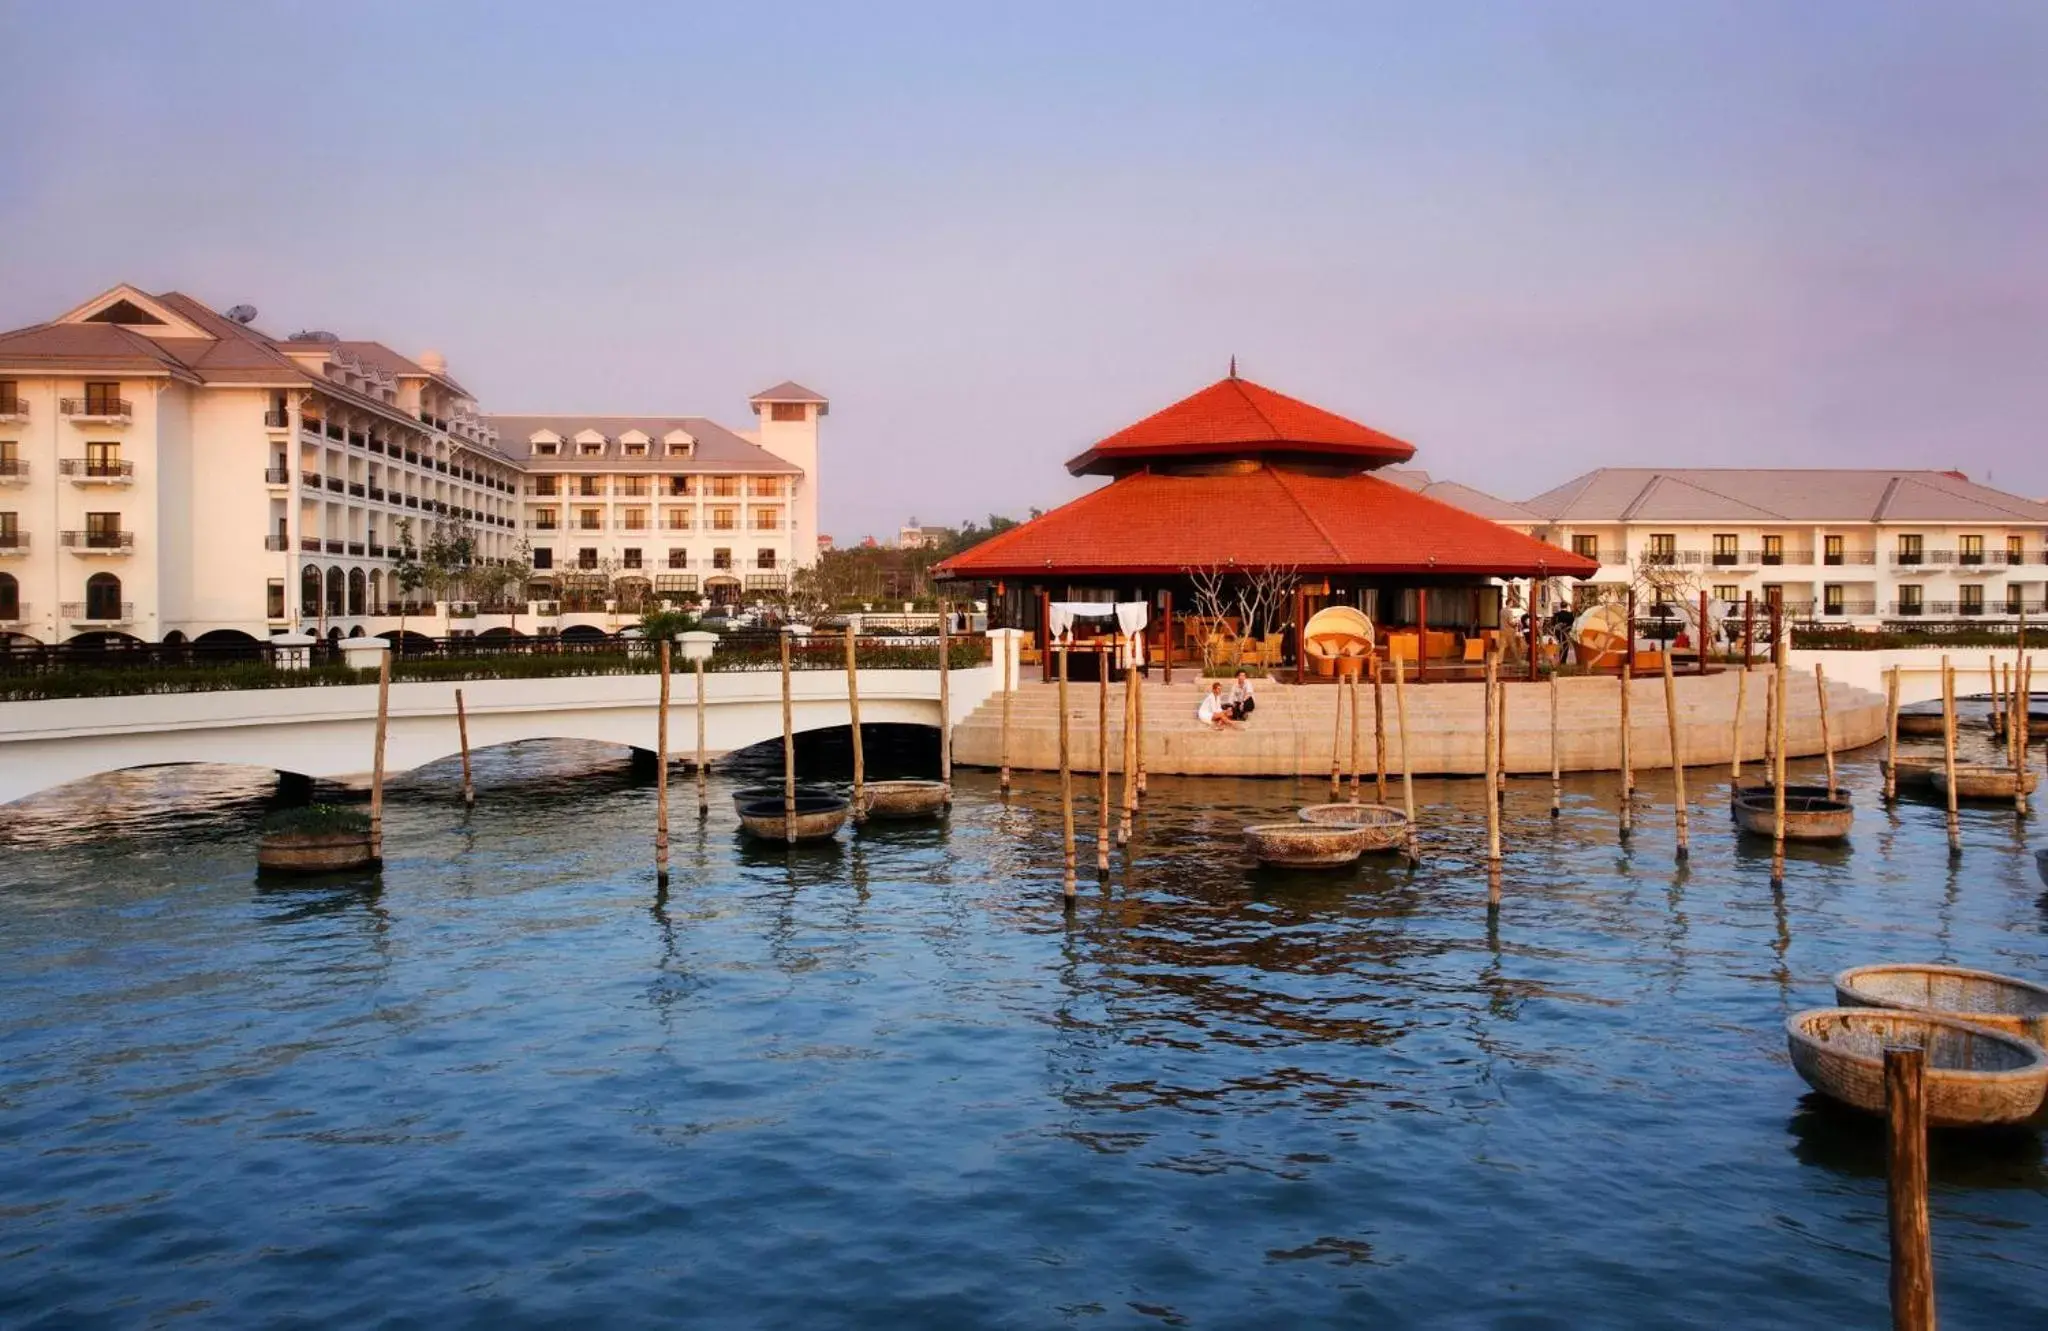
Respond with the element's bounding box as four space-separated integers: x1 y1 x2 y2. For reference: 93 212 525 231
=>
0 285 823 645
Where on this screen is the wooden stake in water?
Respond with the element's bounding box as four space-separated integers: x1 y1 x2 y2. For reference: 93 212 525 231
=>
1119 652 1136 845
1549 671 1562 818
1373 664 1388 802
2018 655 2033 818
844 627 865 823
656 643 670 888
1329 676 1344 801
455 686 475 808
1395 656 1419 865
1815 663 1836 797
1883 665 1900 801
1730 666 1749 781
694 657 708 817
780 630 796 846
1134 660 1147 800
1662 646 1689 862
998 656 1012 795
1764 665 1778 778
1484 651 1501 906
1884 1045 1937 1331
938 601 953 796
1348 674 1362 800
1059 647 1076 902
1772 645 1788 889
1096 645 1111 878
1618 662 1634 842
371 650 390 866
1942 656 1960 856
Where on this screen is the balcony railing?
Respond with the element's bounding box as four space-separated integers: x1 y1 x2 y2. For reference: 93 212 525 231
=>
1892 551 1928 567
303 471 323 488
60 530 135 551
264 408 290 428
0 532 27 551
59 398 133 421
1749 549 1808 566
1819 600 1878 617
347 542 365 556
405 496 420 508
324 477 344 494
368 543 385 558
367 485 385 501
1822 550 1877 566
301 538 322 553
264 534 289 551
0 459 28 480
325 539 345 554
1958 552 1986 566
59 458 134 479
348 482 366 497
265 466 290 485
1889 601 1926 615
61 601 133 623
0 398 27 421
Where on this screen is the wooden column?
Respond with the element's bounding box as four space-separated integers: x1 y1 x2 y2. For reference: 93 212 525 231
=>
1161 591 1173 685
1348 674 1362 800
1883 665 1899 801
1395 656 1418 865
1942 656 1960 855
370 650 389 866
1527 580 1540 682
1328 674 1343 800
656 643 670 887
1662 646 1688 862
1119 650 1137 844
1038 589 1052 683
1884 1045 1937 1331
938 601 953 794
1742 591 1754 670
998 661 1012 795
1095 644 1110 877
455 686 474 808
1815 663 1836 797
1618 660 1633 842
780 630 796 845
1549 671 1562 818
1772 638 1789 888
1731 665 1749 780
1134 659 1147 798
1373 664 1388 802
1484 651 1501 908
1625 586 1636 677
1294 587 1307 686
1058 646 1075 902
694 657 708 817
844 628 865 822
1698 590 1710 675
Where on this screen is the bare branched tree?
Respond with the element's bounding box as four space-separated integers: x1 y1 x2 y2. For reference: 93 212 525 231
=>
1234 563 1299 641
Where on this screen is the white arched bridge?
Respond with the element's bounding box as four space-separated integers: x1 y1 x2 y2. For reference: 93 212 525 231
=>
0 666 998 804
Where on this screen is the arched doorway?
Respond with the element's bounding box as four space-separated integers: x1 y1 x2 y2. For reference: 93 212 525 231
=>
326 566 345 616
0 572 18 621
194 628 262 661
559 624 609 643
347 568 366 616
302 565 322 617
85 572 123 621
706 575 741 607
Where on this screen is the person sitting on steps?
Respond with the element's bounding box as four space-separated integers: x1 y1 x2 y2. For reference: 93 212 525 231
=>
1197 681 1239 729
1226 670 1257 721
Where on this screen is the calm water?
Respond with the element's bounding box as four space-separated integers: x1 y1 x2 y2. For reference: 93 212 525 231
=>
2 736 2045 1328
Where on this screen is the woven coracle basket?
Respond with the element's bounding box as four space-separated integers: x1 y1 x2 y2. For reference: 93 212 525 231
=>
1834 964 2048 1047
1784 1007 2048 1127
1931 765 2040 802
1243 822 1373 869
1295 803 1408 852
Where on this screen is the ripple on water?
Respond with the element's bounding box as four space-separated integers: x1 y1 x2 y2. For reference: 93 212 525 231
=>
0 740 2043 1326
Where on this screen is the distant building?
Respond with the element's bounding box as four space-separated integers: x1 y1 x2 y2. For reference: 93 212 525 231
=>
817 533 834 553
897 520 951 550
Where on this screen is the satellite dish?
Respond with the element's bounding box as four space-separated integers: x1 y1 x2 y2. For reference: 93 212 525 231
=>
224 304 258 325
289 330 341 343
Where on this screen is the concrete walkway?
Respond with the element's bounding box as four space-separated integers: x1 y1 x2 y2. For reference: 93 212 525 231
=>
951 667 1885 777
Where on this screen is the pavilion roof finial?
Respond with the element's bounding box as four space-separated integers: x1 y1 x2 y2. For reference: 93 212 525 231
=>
1228 354 1237 380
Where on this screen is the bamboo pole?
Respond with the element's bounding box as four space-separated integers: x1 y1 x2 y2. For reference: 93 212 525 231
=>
1662 646 1688 862
370 650 389 865
694 657 708 817
780 630 796 845
1618 662 1633 842
1395 655 1418 865
1942 656 1959 855
1096 645 1110 877
1119 650 1136 845
1484 651 1501 907
1134 658 1147 798
1496 671 1509 803
1329 672 1344 801
938 601 952 795
1884 1045 1937 1331
1348 674 1362 800
844 627 865 823
1815 664 1836 798
1883 665 1900 801
1764 662 1777 778
1059 647 1075 902
656 643 670 888
1373 664 1388 802
2019 654 2032 818
1549 670 1561 818
998 655 1012 795
1742 591 1754 669
1772 644 1788 888
1730 666 1748 781
455 686 475 807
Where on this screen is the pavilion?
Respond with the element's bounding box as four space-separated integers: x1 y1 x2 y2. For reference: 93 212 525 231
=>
935 370 1599 680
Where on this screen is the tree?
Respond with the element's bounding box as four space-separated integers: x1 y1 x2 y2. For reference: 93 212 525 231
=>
391 518 427 646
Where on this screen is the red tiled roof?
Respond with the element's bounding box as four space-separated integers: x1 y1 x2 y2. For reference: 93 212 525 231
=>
937 466 1597 579
1065 375 1417 475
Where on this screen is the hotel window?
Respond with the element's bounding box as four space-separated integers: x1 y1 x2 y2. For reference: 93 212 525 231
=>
1713 584 1740 603
748 477 783 497
1897 584 1923 615
1897 534 1923 565
577 548 598 570
623 548 643 570
1960 584 1984 615
535 442 558 456
756 548 776 569
667 442 690 457
579 442 603 457
267 579 286 620
576 477 602 497
707 477 739 498
532 548 553 570
711 507 737 531
753 506 783 531
663 509 690 530
667 549 687 569
84 381 122 414
1959 534 1984 566
623 442 646 457
1571 535 1598 561
0 440 19 477
578 509 602 531
532 476 558 495
0 571 16 619
2009 535 2027 566
617 478 649 497
0 380 19 413
1647 534 1676 564
1823 585 1844 616
665 476 692 496
2010 584 2026 615
1824 535 1844 566
770 402 807 422
1712 534 1738 566
1761 535 1783 566
712 547 732 570
86 511 121 544
533 509 558 530
80 440 121 476
0 511 17 545
622 508 647 530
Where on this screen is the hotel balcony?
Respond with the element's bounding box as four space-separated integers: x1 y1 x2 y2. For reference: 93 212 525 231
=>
0 398 27 422
1817 600 1878 617
263 408 290 429
301 537 322 553
0 458 26 485
1822 550 1877 566
324 476 344 494
325 539 345 554
59 530 135 553
0 532 27 556
61 601 134 625
265 466 290 486
264 534 290 551
59 458 134 485
1743 549 1810 567
59 398 133 423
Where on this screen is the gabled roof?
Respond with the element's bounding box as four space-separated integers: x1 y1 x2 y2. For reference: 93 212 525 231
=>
1065 375 1418 476
1381 468 1546 523
485 414 801 474
750 380 828 404
1522 468 2048 525
936 466 1595 579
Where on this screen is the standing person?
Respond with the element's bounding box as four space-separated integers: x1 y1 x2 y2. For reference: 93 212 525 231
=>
1226 669 1257 721
1197 681 1239 729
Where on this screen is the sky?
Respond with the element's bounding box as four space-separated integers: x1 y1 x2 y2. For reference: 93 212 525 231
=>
3 0 2046 540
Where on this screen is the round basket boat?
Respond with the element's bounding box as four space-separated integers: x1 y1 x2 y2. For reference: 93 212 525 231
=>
1730 781 1834 815
1894 712 1949 738
257 830 378 874
1732 792 1853 842
1243 822 1373 869
1785 1007 2048 1127
1295 803 1409 852
860 779 951 820
731 785 835 816
1879 757 1942 791
1931 765 2040 802
737 794 850 843
1834 964 2048 1047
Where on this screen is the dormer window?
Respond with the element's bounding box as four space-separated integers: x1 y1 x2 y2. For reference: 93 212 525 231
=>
664 429 694 458
536 442 558 456
580 442 603 457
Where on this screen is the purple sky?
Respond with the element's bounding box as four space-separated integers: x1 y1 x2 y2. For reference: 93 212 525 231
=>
5 1 2046 539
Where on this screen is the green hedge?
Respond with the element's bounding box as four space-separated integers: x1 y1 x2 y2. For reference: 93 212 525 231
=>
1791 625 2038 650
